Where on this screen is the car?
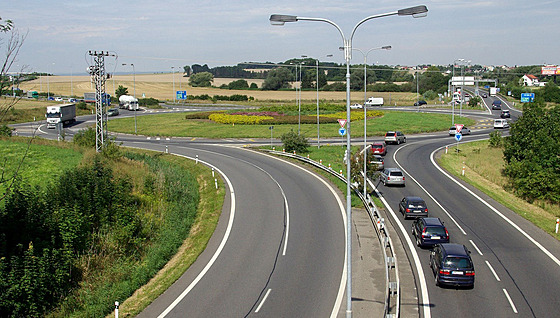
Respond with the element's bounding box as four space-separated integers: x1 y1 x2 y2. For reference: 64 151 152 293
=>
107 107 120 116
379 168 405 186
494 119 509 129
414 100 427 106
369 154 384 170
491 100 502 110
430 243 475 288
370 142 387 156
54 97 64 102
398 196 428 219
411 217 449 247
350 103 363 109
448 126 471 136
500 110 510 118
68 98 77 103
384 131 406 145
482 93 487 98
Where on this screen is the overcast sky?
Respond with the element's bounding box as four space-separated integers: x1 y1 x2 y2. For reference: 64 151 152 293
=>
2 0 559 75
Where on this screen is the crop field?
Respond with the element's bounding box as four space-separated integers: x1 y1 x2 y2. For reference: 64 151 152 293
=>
19 73 419 105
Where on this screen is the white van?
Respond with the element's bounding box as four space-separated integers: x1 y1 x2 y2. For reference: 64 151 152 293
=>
494 119 509 129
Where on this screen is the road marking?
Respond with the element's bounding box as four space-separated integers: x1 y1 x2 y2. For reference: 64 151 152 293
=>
486 261 501 281
503 288 518 314
469 239 483 255
394 144 467 235
255 289 271 313
431 142 560 268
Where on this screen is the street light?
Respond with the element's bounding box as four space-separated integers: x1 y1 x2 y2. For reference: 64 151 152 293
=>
122 63 137 134
270 5 428 317
291 60 306 134
451 58 465 125
47 62 54 100
303 54 333 148
172 66 176 104
352 45 391 201
460 60 471 118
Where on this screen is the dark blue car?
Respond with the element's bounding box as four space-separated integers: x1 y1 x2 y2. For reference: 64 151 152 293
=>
430 243 475 288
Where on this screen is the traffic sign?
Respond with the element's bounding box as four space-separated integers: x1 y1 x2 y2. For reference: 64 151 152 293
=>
521 93 535 103
455 124 464 133
455 133 463 141
339 127 347 136
338 119 347 128
176 90 187 100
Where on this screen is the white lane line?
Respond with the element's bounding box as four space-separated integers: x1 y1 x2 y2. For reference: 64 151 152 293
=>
469 239 483 256
486 261 501 281
255 289 272 313
503 289 518 314
366 177 431 318
394 144 467 235
430 143 560 268
282 193 290 256
156 154 236 318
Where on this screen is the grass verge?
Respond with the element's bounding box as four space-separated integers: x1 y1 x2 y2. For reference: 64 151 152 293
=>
438 140 560 240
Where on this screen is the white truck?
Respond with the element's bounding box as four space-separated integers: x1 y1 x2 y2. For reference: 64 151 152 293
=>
489 87 498 96
46 103 76 129
118 95 139 111
364 97 384 107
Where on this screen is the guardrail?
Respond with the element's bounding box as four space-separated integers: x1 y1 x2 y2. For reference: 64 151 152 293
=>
263 149 400 317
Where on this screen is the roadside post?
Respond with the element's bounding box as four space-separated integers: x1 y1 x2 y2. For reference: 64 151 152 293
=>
269 126 274 148
455 124 464 154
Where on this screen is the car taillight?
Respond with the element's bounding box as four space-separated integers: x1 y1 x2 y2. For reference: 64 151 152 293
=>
465 271 475 276
445 228 449 238
439 269 451 275
424 208 428 213
421 228 428 238
406 208 411 213
402 176 405 181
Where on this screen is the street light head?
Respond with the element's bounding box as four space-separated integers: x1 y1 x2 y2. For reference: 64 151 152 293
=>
398 5 428 17
270 14 298 25
382 45 392 50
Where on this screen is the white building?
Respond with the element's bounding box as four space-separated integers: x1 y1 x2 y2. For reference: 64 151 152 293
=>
522 74 545 87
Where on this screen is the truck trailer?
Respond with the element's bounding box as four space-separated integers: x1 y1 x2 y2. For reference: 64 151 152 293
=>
118 95 139 110
46 103 76 129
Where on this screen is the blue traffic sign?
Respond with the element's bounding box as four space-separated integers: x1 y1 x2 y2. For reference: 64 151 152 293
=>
521 93 535 103
455 133 463 141
176 90 187 100
339 127 346 136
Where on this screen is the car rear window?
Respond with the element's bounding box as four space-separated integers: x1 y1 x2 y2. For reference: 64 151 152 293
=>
372 144 383 149
409 200 425 207
425 227 446 236
444 257 472 269
390 171 403 176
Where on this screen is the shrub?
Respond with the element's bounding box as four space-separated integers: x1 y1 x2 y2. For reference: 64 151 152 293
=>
488 131 503 148
208 113 274 125
280 130 310 153
0 124 12 137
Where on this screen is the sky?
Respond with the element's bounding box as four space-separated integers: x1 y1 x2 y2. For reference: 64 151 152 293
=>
2 0 560 75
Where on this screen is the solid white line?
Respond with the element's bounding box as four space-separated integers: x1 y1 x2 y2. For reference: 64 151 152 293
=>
282 193 290 256
157 155 236 318
486 261 501 281
394 144 467 235
430 143 560 268
255 289 272 313
367 177 431 318
469 239 483 256
503 288 518 314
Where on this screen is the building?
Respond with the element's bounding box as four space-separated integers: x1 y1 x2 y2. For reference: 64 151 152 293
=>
522 74 545 87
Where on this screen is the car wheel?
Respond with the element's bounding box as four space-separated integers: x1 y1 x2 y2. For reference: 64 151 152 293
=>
416 236 421 247
435 274 440 286
403 138 406 143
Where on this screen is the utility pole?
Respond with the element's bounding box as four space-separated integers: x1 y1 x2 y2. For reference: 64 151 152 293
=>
87 50 113 152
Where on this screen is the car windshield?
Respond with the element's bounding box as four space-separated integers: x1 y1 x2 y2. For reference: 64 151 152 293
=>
46 112 60 118
444 257 472 269
425 227 446 236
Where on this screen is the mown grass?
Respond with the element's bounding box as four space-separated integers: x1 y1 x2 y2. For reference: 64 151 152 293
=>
108 111 473 138
438 140 560 240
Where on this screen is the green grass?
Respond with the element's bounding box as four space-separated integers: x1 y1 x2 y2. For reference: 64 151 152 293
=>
438 140 560 240
108 111 474 138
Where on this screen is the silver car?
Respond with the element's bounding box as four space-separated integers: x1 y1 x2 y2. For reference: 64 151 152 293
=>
379 168 405 186
384 131 406 145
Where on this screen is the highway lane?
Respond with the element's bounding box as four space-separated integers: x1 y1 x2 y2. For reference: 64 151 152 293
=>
125 141 346 317
376 132 560 317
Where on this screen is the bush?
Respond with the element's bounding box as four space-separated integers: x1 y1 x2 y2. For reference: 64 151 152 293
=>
138 97 160 106
280 130 310 153
208 113 274 124
488 131 503 148
0 124 13 137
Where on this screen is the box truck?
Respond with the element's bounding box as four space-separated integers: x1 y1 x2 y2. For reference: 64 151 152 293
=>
46 103 76 129
118 95 139 110
364 97 384 107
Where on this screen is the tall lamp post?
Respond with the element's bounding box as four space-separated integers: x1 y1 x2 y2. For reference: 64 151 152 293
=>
171 66 176 104
460 60 471 118
270 5 428 317
308 54 333 148
451 58 465 125
353 45 391 201
122 63 137 134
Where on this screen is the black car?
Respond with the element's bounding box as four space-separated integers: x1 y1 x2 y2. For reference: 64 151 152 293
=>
414 100 427 106
411 217 449 247
482 93 487 98
430 243 475 288
491 100 502 110
500 110 510 118
398 196 428 219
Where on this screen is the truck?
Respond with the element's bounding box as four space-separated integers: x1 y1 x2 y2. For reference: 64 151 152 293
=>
46 103 76 129
26 91 38 99
118 94 139 111
84 92 111 105
364 97 384 107
489 87 498 96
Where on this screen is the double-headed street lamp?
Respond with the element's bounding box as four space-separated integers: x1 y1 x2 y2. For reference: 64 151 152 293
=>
270 5 428 317
353 45 391 202
122 63 137 134
302 54 333 147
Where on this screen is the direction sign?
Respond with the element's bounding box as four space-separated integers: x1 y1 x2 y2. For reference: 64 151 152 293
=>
176 90 187 100
339 127 347 136
455 124 464 133
338 119 347 128
521 93 535 103
455 133 463 141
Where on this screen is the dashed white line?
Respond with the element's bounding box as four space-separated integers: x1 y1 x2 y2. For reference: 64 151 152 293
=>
469 239 483 255
503 289 518 314
255 289 272 313
485 261 501 281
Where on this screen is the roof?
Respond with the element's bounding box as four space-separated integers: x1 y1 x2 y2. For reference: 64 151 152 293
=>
440 243 469 256
525 74 538 79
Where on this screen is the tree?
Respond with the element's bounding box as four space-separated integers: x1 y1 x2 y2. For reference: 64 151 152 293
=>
228 79 248 90
262 67 293 90
280 130 309 153
115 85 128 98
188 72 213 87
419 66 449 94
183 65 191 76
